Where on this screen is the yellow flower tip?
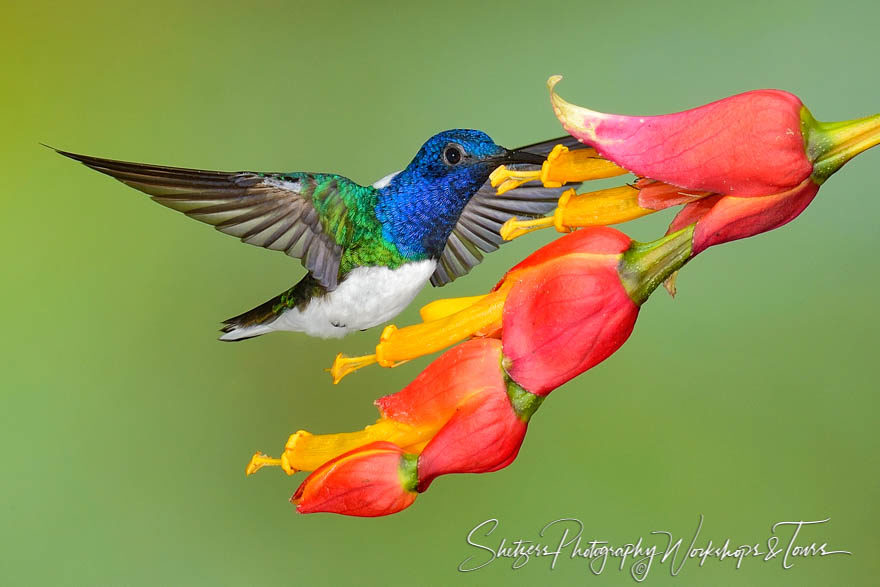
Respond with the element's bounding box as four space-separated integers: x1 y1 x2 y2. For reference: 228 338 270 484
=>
489 165 542 195
245 452 284 476
489 165 509 188
546 74 564 91
547 75 571 120
280 453 297 475
495 179 522 195
546 75 598 140
552 188 575 233
285 429 313 450
500 215 553 241
499 217 519 241
546 143 570 162
501 179 525 195
419 294 489 322
328 353 377 384
369 287 509 366
379 324 398 342
557 187 574 208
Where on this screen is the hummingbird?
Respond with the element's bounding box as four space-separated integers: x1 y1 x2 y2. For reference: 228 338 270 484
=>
54 130 583 340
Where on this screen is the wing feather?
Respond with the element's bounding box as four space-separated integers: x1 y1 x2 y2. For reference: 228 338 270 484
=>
54 148 352 290
430 136 589 287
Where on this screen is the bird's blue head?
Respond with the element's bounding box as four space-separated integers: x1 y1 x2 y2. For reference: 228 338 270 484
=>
377 129 545 259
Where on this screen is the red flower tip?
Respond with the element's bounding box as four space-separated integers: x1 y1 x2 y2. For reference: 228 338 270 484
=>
292 442 418 517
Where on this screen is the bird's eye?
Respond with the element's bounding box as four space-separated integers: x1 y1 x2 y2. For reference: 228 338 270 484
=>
443 145 463 165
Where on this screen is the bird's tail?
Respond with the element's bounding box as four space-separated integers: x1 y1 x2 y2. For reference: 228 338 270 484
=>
218 276 320 341
219 291 290 342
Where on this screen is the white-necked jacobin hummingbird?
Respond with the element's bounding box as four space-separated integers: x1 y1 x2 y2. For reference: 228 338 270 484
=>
54 131 583 340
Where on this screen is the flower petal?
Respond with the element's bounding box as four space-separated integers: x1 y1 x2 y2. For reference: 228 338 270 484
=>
292 441 418 517
496 225 631 286
690 180 820 254
416 388 526 491
502 252 639 395
375 338 506 428
549 76 812 196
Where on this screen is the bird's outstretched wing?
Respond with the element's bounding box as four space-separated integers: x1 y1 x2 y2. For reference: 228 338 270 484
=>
430 136 588 287
54 149 355 290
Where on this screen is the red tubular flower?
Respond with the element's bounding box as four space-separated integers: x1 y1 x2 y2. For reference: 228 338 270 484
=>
250 82 878 517
550 76 810 196
292 442 418 517
667 180 820 255
376 338 536 492
413 373 528 491
374 338 508 429
330 225 695 392
250 338 544 516
497 225 696 394
545 76 879 255
497 227 640 395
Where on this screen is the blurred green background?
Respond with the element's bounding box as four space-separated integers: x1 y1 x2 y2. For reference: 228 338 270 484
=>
2 0 878 585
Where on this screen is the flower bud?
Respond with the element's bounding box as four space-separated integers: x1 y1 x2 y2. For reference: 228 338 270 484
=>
292 442 418 517
415 379 530 491
549 76 811 196
668 180 820 255
499 227 638 395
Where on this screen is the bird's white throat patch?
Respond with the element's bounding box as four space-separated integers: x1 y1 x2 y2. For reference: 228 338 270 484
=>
271 260 437 338
371 171 400 189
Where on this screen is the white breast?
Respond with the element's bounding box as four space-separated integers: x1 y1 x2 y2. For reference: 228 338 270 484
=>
270 260 437 338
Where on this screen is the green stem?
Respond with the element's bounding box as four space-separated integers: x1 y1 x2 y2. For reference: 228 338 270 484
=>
399 453 420 493
618 225 695 306
504 374 545 422
805 110 880 184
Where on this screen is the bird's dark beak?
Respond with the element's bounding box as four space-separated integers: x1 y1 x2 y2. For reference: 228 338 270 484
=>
498 147 547 166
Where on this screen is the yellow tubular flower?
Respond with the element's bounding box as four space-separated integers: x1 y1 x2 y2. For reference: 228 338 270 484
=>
501 180 715 241
249 338 518 484
245 418 433 477
490 144 628 194
329 284 512 383
419 294 489 322
501 186 656 240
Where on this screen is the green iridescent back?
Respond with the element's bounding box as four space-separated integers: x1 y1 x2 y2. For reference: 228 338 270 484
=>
273 172 410 276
